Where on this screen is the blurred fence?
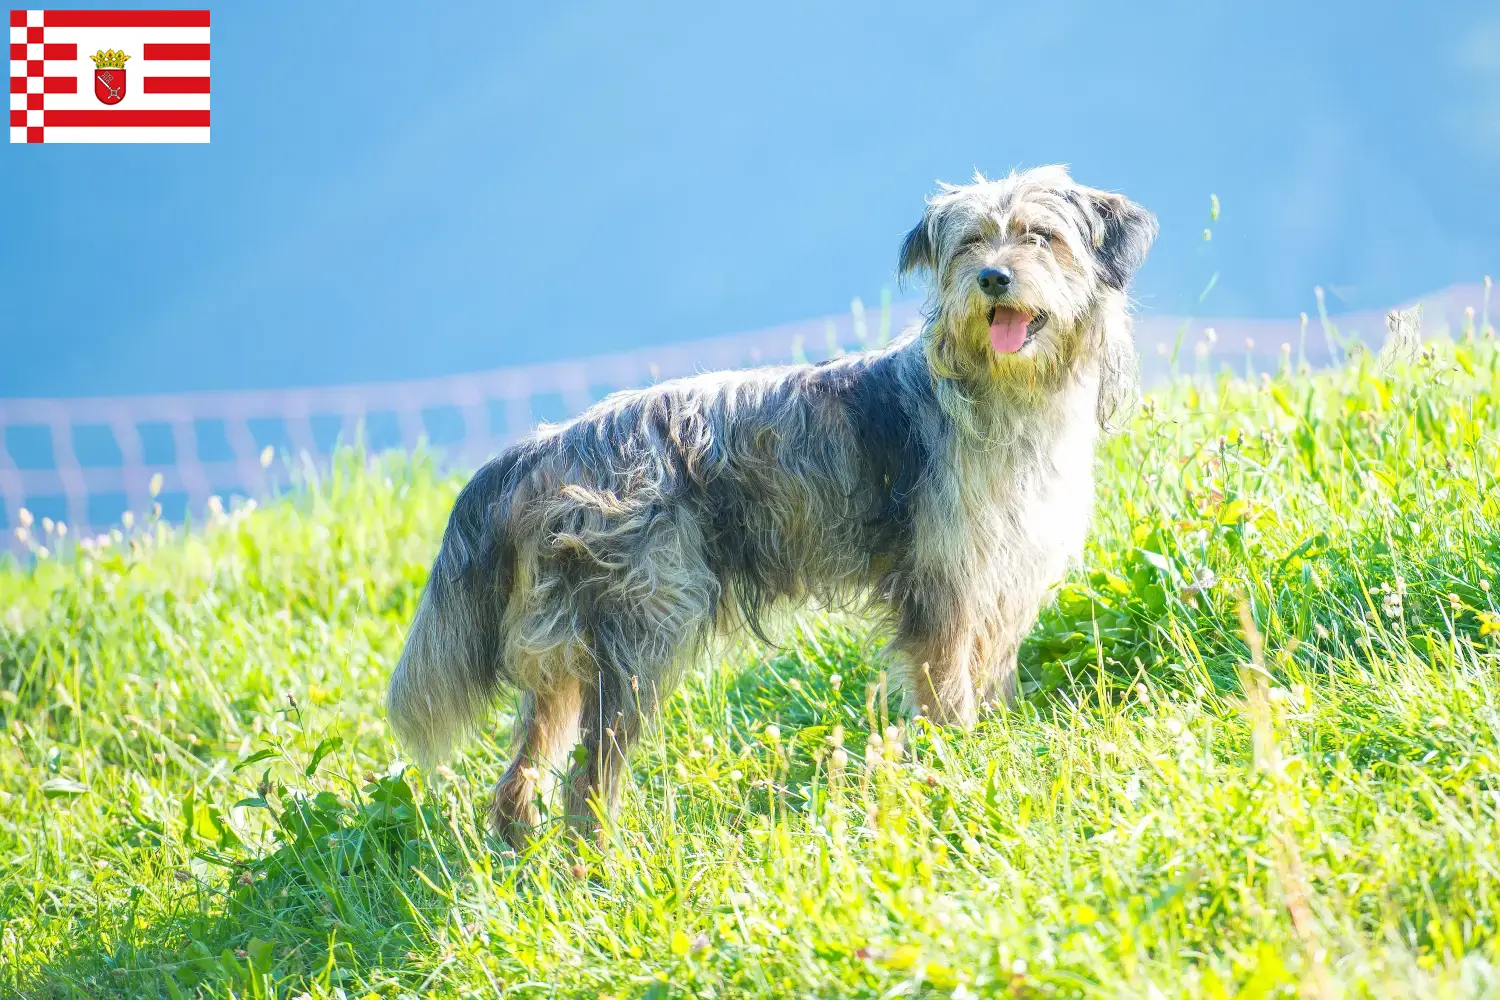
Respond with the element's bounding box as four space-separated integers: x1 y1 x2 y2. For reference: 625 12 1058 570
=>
0 282 1489 552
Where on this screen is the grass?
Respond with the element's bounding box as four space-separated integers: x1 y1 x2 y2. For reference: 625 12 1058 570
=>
5 333 1500 998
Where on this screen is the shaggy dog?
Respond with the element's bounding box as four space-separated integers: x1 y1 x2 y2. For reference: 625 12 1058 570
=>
388 165 1157 846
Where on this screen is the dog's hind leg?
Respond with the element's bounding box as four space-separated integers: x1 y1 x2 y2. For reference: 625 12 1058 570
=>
562 661 663 846
489 671 583 850
553 503 713 842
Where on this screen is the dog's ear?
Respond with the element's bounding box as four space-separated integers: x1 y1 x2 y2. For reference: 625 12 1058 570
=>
1078 188 1157 291
897 213 936 278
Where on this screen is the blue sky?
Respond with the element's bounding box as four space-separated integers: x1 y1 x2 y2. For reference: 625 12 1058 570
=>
2 0 1497 397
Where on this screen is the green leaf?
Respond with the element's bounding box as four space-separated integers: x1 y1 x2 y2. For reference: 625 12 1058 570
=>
305 735 344 777
1218 498 1250 524
189 802 221 842
41 777 89 798
1137 548 1177 582
183 791 240 848
245 937 274 979
233 748 281 772
218 949 246 988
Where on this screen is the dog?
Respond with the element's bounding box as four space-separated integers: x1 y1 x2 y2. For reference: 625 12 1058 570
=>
387 165 1157 847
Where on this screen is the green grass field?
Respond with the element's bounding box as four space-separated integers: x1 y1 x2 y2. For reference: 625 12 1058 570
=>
5 331 1500 999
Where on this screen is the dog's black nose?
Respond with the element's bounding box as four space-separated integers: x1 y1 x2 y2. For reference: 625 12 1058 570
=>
978 267 1012 296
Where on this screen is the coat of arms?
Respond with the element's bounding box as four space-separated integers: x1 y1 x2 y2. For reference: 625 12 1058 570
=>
91 48 131 105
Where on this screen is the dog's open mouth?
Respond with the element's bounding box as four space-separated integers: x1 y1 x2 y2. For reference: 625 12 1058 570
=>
988 306 1048 354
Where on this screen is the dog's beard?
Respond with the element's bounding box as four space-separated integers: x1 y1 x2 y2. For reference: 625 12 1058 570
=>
927 272 1092 393
931 302 1086 390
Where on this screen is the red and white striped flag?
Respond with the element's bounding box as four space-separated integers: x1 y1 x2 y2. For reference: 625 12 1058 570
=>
9 8 209 143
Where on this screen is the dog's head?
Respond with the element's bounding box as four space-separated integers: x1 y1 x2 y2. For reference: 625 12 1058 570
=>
898 165 1156 426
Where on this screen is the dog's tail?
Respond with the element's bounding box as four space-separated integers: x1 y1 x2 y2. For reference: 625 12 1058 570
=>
387 457 518 767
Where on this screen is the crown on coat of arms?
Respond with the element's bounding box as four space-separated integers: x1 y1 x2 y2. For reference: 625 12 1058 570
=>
90 49 131 69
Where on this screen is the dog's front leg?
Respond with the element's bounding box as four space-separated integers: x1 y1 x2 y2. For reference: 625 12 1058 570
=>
972 612 1023 710
977 645 1020 709
895 612 980 727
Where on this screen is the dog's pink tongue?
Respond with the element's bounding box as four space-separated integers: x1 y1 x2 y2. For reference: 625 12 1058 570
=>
989 307 1031 354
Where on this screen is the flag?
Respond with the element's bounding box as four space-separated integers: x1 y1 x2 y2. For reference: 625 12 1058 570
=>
9 9 209 143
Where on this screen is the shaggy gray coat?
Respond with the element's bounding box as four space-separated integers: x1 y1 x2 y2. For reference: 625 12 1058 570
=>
387 164 1157 845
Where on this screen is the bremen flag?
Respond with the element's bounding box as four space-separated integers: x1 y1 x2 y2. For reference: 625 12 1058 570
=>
9 9 209 143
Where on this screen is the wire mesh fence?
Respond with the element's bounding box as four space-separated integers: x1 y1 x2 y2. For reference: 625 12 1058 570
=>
0 283 1488 554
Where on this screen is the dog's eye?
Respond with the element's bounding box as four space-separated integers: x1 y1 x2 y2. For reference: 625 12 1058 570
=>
1031 231 1052 248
